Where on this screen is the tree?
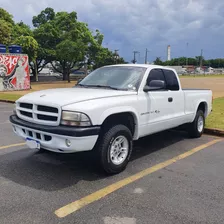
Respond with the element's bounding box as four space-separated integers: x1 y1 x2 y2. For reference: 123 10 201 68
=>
15 36 39 81
12 21 32 41
52 38 87 82
52 11 97 82
0 19 13 45
0 8 14 25
33 8 100 82
153 57 163 65
87 29 104 65
91 47 126 70
0 8 14 45
32 22 57 77
32 7 55 28
31 8 57 78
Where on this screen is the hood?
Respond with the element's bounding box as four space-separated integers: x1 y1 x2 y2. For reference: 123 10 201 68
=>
17 87 137 107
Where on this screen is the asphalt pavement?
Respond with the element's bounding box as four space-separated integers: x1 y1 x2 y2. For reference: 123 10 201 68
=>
0 102 223 224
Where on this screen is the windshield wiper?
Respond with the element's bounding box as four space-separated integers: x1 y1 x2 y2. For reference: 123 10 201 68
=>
87 85 121 90
76 84 126 90
75 83 95 88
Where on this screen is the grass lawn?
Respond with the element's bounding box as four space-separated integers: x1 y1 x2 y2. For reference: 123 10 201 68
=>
180 74 224 78
0 93 21 101
206 97 224 130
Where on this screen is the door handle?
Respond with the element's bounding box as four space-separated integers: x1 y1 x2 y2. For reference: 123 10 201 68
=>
168 97 173 102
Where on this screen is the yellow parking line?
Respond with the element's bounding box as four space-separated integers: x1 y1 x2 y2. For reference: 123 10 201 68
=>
55 138 222 218
0 143 25 150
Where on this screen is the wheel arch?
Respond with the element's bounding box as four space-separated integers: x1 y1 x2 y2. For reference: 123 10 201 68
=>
197 101 208 117
99 108 139 140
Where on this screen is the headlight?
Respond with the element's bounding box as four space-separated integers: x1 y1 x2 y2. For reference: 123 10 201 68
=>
61 111 91 127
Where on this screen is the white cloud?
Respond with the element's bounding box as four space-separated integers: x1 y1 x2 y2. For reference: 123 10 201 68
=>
0 0 223 62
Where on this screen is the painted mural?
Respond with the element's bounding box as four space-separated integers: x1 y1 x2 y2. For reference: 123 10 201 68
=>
0 54 30 91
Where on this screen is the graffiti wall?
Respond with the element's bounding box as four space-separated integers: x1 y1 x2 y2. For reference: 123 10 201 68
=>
0 54 30 91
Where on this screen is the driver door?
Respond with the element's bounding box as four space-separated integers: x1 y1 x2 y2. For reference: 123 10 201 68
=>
144 68 173 134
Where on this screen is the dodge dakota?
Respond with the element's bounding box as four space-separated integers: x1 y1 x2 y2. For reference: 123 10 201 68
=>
9 64 213 174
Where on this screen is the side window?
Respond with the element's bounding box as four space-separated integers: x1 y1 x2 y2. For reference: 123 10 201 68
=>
163 69 180 91
147 69 166 86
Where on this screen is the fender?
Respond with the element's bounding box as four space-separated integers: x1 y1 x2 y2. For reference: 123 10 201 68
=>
99 106 140 140
193 100 209 120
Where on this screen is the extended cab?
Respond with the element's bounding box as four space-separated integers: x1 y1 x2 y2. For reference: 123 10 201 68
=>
9 64 213 174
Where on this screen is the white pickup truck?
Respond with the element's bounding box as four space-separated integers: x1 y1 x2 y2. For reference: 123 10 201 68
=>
10 64 212 174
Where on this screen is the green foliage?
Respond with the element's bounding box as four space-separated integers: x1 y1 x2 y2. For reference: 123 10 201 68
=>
12 22 32 41
15 36 38 61
155 56 224 68
0 93 21 101
154 57 163 65
92 47 126 69
32 7 55 28
206 97 224 130
0 8 14 25
0 8 14 44
0 19 13 44
88 30 126 69
0 6 126 82
32 8 100 81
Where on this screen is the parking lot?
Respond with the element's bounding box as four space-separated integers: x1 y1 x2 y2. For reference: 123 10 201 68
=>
0 102 224 224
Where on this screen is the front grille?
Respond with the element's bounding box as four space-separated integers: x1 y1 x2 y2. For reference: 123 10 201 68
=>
17 102 60 125
20 103 33 109
37 105 58 113
20 111 33 118
22 128 52 142
37 114 58 121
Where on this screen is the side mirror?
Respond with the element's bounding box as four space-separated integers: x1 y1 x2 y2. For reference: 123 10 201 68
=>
143 80 165 92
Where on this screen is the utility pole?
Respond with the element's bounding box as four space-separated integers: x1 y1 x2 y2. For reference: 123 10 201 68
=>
200 49 203 68
186 43 189 66
114 49 119 64
132 51 139 64
145 48 150 64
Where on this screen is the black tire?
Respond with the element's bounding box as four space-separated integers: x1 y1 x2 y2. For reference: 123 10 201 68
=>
187 110 205 138
96 124 133 174
36 147 46 153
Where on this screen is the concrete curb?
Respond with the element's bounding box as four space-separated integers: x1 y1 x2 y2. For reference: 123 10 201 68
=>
0 99 15 104
0 99 223 138
204 128 224 138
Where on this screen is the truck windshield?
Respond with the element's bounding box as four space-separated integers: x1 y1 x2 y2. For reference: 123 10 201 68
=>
77 66 147 91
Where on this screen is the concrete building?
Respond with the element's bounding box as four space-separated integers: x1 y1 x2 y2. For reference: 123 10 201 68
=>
167 45 171 61
164 65 186 74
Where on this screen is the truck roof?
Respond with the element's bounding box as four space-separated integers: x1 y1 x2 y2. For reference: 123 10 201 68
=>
104 63 171 70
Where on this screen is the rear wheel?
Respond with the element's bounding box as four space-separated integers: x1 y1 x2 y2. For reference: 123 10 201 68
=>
96 124 133 174
187 110 205 138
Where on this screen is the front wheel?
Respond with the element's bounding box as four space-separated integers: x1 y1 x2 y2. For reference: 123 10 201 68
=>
188 110 205 138
36 147 47 153
97 124 133 174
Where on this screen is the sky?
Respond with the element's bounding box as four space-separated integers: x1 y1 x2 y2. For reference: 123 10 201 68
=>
1 0 224 63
